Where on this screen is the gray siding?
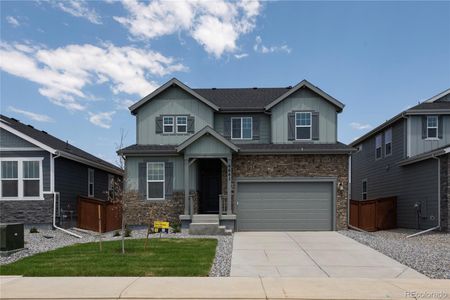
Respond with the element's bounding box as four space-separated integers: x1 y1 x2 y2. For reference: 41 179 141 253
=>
136 86 214 145
214 113 271 144
352 119 439 229
0 128 36 148
125 156 197 193
408 115 450 157
185 135 232 156
270 88 337 144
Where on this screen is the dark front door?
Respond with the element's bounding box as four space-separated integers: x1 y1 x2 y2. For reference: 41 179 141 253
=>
199 159 221 214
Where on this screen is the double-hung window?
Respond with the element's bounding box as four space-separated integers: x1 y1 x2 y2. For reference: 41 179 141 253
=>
176 116 187 133
385 128 392 156
427 116 438 139
163 116 174 134
88 169 94 197
147 162 165 200
295 112 311 140
231 117 252 139
0 158 43 200
362 180 368 200
375 134 382 159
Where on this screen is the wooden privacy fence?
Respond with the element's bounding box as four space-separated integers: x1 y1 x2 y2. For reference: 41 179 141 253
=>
77 196 122 233
349 197 397 231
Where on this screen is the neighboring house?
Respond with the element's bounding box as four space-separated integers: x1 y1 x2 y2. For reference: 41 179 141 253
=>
118 78 354 232
350 89 450 232
0 115 123 226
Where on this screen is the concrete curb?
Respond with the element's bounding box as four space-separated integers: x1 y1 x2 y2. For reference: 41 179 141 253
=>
1 276 449 299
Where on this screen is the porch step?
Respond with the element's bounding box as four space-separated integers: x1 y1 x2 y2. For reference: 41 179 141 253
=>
189 223 220 235
192 214 219 224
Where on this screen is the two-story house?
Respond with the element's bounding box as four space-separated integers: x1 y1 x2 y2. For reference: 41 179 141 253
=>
350 89 450 232
118 78 354 233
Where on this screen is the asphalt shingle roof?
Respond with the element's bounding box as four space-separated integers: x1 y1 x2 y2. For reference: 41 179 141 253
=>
1 114 122 174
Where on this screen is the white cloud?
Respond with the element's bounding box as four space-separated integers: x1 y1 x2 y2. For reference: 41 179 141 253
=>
253 36 291 54
6 16 20 27
8 106 54 122
114 0 261 58
89 111 115 129
350 122 372 130
54 0 102 24
0 42 187 111
115 99 135 110
234 53 248 59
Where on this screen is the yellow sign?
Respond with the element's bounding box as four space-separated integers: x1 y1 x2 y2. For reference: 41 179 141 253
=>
154 221 170 229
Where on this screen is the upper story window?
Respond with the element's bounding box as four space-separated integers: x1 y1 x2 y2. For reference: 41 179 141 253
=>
295 112 311 140
375 134 382 159
0 158 43 200
362 179 368 200
385 128 392 156
163 116 174 134
147 162 165 200
176 116 187 133
88 168 94 197
231 117 252 139
427 116 438 139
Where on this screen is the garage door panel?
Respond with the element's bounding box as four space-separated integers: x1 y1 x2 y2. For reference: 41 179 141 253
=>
237 181 333 231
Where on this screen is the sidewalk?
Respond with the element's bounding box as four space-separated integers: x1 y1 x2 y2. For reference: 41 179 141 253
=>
1 276 449 299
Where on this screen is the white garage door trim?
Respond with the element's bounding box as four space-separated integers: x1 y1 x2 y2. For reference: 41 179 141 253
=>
235 177 337 231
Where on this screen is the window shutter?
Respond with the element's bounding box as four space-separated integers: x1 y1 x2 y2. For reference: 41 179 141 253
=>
138 162 147 200
438 116 443 139
223 117 231 139
165 162 173 197
187 116 195 133
421 116 427 139
155 117 163 134
312 112 320 140
287 112 295 141
253 117 260 140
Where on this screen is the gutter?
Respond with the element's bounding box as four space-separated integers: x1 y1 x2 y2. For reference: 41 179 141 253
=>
407 154 442 238
51 152 82 238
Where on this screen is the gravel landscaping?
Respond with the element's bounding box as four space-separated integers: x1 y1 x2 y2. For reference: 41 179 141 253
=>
0 228 233 277
340 229 450 279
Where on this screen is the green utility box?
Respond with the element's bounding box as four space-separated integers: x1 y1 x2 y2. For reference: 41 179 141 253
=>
0 223 24 255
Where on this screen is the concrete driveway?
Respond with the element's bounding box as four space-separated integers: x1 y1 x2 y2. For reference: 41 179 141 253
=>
230 232 427 278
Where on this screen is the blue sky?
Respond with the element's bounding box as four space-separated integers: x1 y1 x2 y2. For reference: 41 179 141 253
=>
1 1 449 165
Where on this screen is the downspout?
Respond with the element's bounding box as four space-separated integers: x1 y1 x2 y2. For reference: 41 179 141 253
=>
407 155 441 238
51 152 82 238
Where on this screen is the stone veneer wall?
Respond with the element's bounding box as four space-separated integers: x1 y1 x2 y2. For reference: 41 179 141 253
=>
0 194 54 224
124 191 198 226
223 154 349 230
440 154 449 232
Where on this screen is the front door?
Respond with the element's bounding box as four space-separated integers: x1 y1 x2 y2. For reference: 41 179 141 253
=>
199 159 221 213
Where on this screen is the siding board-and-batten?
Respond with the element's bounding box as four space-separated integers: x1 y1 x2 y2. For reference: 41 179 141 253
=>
409 115 450 157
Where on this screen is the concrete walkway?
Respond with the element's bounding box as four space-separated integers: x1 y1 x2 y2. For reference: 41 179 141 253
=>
1 276 449 299
231 232 426 278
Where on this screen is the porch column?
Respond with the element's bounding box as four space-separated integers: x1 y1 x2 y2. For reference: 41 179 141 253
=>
184 157 189 215
227 155 232 215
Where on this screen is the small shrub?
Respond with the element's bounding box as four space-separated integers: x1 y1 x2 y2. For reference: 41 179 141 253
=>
113 230 120 237
124 227 132 237
29 227 39 234
171 223 181 233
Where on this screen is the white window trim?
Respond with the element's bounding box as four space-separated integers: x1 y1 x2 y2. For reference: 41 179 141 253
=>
176 116 188 134
362 179 368 200
0 157 44 201
163 116 174 134
426 116 438 139
375 134 382 160
231 117 253 140
88 168 95 197
295 112 312 141
147 162 165 200
385 128 392 157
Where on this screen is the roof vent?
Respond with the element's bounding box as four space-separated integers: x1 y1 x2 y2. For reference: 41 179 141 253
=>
252 87 257 90
212 88 216 90
286 86 292 89
41 130 47 134
27 124 34 129
65 140 70 149
11 118 19 122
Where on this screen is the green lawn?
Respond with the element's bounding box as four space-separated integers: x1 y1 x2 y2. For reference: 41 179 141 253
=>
0 238 217 276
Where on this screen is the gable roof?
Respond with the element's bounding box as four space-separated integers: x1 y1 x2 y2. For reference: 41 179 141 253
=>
264 80 345 112
129 78 219 114
350 88 450 147
176 126 239 153
0 115 123 175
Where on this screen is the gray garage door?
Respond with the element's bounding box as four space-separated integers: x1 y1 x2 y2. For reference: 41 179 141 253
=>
236 181 334 231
